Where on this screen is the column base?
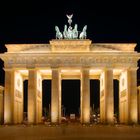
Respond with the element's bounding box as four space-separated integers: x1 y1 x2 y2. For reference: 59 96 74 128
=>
50 122 60 126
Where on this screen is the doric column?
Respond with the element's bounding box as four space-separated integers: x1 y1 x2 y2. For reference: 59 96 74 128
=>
80 68 90 124
128 68 138 123
0 86 4 124
36 71 42 123
4 70 15 124
119 70 127 123
51 68 61 124
100 69 114 124
4 70 24 124
28 69 42 124
119 68 138 124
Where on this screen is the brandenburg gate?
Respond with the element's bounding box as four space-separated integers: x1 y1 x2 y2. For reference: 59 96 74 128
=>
0 15 140 125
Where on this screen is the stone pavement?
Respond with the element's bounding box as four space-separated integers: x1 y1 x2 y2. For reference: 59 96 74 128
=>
0 124 140 140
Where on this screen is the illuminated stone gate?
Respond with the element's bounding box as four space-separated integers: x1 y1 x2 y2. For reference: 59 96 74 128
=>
0 40 140 124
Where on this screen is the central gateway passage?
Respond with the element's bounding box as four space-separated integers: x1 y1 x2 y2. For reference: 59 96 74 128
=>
62 80 80 119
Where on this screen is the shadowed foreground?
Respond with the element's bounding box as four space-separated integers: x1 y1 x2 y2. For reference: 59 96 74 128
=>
0 124 140 140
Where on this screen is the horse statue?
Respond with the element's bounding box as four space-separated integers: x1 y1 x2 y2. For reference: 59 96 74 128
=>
79 25 87 39
73 24 78 39
63 24 78 39
55 26 63 39
63 25 68 39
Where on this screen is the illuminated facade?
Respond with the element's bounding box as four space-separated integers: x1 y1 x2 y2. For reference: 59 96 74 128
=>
0 40 140 124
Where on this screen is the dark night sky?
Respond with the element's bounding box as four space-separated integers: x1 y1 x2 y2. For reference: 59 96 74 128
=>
0 1 140 114
0 1 140 44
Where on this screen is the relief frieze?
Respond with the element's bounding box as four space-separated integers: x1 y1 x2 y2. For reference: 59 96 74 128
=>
5 55 138 68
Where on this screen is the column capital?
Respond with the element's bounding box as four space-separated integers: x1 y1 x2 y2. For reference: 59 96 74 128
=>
51 67 59 70
137 86 140 90
27 68 37 71
122 67 138 71
51 66 62 69
81 67 90 71
0 86 4 91
101 67 113 71
128 67 138 71
4 68 15 72
51 67 61 74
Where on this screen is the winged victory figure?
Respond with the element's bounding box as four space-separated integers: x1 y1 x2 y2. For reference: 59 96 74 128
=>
66 14 73 26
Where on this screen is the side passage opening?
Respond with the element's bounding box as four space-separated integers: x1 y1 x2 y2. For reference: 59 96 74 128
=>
42 80 51 121
23 80 28 122
90 80 100 123
114 79 119 123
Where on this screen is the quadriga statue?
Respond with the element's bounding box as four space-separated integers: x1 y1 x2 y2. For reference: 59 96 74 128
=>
55 26 63 39
73 24 78 39
55 15 87 39
63 25 68 39
79 25 87 39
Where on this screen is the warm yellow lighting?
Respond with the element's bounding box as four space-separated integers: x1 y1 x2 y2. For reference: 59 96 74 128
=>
50 40 91 52
18 70 28 76
0 40 139 125
39 70 52 75
113 69 123 75
130 108 138 123
107 109 114 123
51 111 58 123
28 104 35 123
90 69 102 75
4 104 11 124
83 108 90 123
61 69 80 73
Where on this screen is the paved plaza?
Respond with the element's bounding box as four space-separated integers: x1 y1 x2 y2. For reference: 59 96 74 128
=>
0 124 140 140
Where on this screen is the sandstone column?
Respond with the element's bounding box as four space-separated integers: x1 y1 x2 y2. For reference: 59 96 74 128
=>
80 68 90 124
119 68 138 124
100 69 114 123
28 69 42 124
119 70 127 123
128 69 138 123
14 72 23 124
51 68 61 124
0 86 4 124
4 70 15 124
36 71 42 124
